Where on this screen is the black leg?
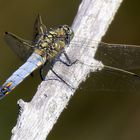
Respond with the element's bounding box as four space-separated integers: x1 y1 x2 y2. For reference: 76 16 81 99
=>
39 61 48 81
40 61 75 90
30 72 34 77
55 50 78 66
40 51 76 89
64 51 78 65
40 66 45 81
63 51 71 64
50 68 75 90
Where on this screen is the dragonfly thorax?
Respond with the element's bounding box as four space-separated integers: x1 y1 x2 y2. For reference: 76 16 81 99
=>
36 25 74 60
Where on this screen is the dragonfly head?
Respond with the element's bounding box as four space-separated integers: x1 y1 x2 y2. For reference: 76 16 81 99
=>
62 25 74 44
57 25 74 45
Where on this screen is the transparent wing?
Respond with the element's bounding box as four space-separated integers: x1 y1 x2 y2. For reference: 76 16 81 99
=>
70 36 140 70
33 14 47 44
86 66 140 93
4 32 33 61
95 42 140 70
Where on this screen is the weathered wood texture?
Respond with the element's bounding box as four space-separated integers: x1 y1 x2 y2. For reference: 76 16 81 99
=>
11 0 123 139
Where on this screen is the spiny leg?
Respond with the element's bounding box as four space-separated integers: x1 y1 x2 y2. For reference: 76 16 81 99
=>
50 51 78 89
39 59 75 90
55 50 78 66
50 54 76 90
40 66 44 80
50 68 75 90
30 72 34 77
49 51 79 89
39 61 48 81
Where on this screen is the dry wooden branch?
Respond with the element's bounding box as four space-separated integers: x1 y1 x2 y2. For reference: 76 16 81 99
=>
11 0 123 139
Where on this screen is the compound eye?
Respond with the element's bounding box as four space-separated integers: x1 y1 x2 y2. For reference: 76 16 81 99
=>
62 25 69 30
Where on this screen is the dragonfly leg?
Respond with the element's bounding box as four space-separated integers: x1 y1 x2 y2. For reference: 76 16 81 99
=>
39 61 48 81
39 53 76 89
64 51 78 66
40 66 45 81
56 50 78 66
50 67 75 90
30 72 34 77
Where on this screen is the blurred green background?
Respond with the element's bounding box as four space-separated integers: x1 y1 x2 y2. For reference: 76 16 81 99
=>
0 0 140 140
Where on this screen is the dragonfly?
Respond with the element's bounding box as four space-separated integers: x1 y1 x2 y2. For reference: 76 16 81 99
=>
0 15 140 100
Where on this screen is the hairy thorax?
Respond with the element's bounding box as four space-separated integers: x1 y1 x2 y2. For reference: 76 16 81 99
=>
36 30 67 60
